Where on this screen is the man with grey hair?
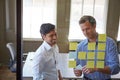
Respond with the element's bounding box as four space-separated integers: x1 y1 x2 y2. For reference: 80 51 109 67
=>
74 15 120 80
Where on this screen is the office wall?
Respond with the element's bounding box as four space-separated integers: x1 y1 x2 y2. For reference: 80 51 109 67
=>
0 0 120 64
0 0 8 64
23 40 42 53
106 0 120 41
56 0 70 53
0 0 16 64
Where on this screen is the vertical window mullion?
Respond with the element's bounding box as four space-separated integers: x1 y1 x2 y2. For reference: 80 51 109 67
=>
93 0 95 16
23 0 57 39
69 0 106 40
81 0 84 16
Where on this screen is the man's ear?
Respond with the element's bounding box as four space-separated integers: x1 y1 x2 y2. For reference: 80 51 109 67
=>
93 24 96 28
41 34 46 40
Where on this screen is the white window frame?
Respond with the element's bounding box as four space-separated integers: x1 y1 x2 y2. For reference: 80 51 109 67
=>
69 0 108 41
23 0 57 39
117 17 120 41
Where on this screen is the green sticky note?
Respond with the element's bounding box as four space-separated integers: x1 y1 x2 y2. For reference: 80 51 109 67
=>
78 52 86 60
97 52 105 60
98 34 106 42
88 42 96 50
96 61 104 68
68 60 76 68
87 52 95 59
69 52 77 59
98 43 106 51
69 42 78 50
86 61 94 68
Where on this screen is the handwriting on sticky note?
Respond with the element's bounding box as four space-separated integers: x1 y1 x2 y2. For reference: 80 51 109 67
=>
97 52 105 60
86 61 94 68
87 52 95 59
98 43 106 51
69 42 78 50
96 61 104 68
98 34 106 42
88 42 96 50
68 60 76 68
78 52 86 60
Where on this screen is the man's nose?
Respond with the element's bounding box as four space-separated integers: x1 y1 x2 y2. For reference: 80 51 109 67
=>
84 30 87 34
53 35 57 39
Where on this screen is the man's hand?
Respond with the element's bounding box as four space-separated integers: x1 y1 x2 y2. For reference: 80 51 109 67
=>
82 65 96 74
58 70 63 80
73 68 82 77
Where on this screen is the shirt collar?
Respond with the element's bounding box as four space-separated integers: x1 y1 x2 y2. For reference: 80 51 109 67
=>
43 41 52 51
84 35 99 45
43 41 57 51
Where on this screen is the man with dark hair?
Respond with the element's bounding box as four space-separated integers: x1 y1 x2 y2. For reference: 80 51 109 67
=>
74 15 120 80
33 23 62 80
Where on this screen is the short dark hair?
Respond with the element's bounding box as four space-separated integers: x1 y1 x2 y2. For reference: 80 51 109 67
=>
79 15 96 26
40 23 55 35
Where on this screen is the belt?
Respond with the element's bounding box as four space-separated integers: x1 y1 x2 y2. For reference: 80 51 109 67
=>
83 76 112 80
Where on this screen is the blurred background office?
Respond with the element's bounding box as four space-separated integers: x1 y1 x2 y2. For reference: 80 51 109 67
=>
0 0 120 80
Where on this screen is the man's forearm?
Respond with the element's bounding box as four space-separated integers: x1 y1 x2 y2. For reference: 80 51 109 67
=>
58 70 63 80
96 66 111 74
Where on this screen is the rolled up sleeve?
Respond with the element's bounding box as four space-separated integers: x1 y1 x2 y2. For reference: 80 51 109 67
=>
106 38 120 75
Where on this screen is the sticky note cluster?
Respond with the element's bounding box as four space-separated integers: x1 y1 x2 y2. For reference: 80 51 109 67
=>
86 34 106 68
68 52 77 69
68 42 78 68
98 34 106 51
68 34 106 69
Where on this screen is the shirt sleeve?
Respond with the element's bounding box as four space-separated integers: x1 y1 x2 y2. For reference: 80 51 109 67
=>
55 45 61 70
32 51 45 80
76 42 83 66
106 38 120 75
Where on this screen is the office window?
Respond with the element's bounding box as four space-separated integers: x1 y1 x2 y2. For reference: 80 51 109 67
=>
69 0 107 40
117 17 120 41
23 0 57 39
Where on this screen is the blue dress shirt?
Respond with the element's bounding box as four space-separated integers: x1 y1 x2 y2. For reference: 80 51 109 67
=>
76 37 120 80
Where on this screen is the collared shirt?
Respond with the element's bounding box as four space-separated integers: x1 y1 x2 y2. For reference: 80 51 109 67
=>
76 36 120 80
32 41 60 80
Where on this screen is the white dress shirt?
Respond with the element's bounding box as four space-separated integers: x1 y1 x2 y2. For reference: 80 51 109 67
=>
32 41 60 80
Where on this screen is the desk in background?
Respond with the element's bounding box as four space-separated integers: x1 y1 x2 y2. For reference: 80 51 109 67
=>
23 52 120 79
23 52 82 79
23 52 34 77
